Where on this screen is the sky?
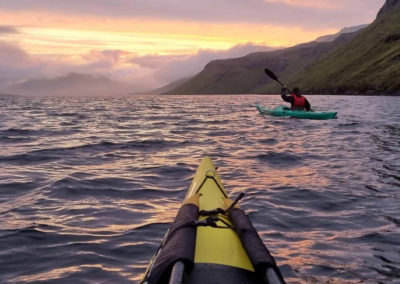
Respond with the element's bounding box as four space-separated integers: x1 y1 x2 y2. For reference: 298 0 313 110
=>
0 0 386 95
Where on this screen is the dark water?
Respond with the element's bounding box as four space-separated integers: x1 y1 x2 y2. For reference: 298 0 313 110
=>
0 94 399 284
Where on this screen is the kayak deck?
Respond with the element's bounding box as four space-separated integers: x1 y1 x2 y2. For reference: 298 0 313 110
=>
186 157 253 270
141 157 285 284
256 104 337 120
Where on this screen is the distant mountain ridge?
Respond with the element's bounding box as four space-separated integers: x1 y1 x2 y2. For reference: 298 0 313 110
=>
315 25 368 42
4 73 130 97
166 0 400 95
149 77 191 95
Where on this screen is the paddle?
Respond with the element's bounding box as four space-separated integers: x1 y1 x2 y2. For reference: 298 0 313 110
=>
264 68 292 93
264 68 313 112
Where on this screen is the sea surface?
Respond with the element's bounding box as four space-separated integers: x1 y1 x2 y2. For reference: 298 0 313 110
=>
0 94 399 284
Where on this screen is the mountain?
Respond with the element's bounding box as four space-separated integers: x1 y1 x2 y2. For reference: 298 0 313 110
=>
377 0 400 18
292 0 400 94
166 0 400 95
149 77 191 95
4 73 131 97
315 25 368 42
165 32 361 94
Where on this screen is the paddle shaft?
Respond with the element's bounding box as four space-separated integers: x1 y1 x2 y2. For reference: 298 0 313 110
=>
264 68 293 94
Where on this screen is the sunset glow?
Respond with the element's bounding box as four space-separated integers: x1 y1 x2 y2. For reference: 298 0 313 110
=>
1 11 336 57
0 1 385 91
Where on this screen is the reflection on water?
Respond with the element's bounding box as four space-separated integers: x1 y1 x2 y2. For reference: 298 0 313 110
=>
0 94 399 283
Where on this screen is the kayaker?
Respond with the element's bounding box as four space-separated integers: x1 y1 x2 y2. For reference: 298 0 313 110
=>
281 86 311 111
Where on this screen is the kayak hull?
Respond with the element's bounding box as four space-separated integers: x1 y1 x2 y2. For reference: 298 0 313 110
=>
256 104 337 120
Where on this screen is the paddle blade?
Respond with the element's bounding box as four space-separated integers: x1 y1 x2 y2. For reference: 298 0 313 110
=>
264 68 278 81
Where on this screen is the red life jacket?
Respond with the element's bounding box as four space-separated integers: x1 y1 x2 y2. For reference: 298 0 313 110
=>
290 94 306 110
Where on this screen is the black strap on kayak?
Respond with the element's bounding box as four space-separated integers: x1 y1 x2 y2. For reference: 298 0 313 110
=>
195 216 234 229
199 192 245 216
195 170 228 198
198 207 225 216
195 192 245 230
165 216 234 241
163 192 245 243
160 180 246 250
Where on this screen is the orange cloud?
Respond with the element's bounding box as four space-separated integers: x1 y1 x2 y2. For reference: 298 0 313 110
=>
0 9 336 59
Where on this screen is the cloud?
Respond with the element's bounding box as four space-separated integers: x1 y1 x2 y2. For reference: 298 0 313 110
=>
0 44 154 96
130 55 187 69
0 0 385 29
0 41 164 94
0 41 30 65
0 25 19 34
0 41 44 86
152 43 275 84
82 49 131 64
0 43 135 82
125 43 276 87
265 0 334 8
0 38 275 95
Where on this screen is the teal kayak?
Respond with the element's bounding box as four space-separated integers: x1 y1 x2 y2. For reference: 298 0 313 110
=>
256 104 337 120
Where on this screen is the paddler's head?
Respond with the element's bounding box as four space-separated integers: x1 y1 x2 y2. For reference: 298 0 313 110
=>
293 87 301 96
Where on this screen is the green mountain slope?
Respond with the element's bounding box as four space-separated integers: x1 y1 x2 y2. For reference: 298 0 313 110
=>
166 34 357 94
292 0 400 94
166 0 400 95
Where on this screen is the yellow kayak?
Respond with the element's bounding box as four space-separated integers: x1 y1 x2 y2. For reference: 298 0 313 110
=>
141 157 285 284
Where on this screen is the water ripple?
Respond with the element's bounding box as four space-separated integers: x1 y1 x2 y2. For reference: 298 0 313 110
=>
0 94 399 283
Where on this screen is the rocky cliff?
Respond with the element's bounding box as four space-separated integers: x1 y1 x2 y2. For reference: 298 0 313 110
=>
377 0 400 18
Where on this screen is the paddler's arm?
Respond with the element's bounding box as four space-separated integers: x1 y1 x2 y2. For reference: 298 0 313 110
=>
281 86 293 103
305 98 311 111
